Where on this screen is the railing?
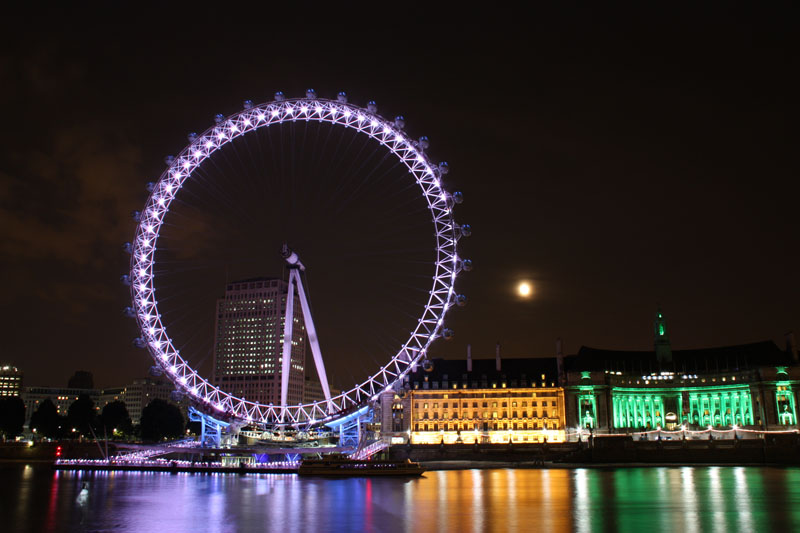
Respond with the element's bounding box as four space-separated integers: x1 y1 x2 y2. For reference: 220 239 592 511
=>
350 440 390 460
111 437 198 462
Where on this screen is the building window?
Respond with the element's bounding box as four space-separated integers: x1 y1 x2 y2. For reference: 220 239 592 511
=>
776 388 797 425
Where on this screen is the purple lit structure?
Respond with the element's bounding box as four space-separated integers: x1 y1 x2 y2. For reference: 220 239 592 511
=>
126 92 469 429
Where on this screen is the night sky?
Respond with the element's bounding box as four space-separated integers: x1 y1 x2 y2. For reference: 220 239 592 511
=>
1 7 797 390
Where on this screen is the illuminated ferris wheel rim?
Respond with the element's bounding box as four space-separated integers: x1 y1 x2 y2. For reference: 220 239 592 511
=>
129 92 468 428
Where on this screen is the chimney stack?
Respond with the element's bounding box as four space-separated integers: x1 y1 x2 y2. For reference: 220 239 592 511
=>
467 344 472 372
787 332 798 362
496 342 501 371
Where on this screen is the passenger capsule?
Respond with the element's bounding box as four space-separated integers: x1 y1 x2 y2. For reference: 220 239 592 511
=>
443 328 455 340
456 294 467 307
120 274 131 286
418 136 430 150
367 101 378 113
438 161 450 175
243 99 254 109
146 182 155 193
164 155 175 165
274 91 286 101
149 365 163 377
122 242 132 254
306 88 317 99
423 359 435 372
460 224 472 237
337 91 348 103
133 338 147 349
394 115 405 129
170 390 184 402
131 210 141 222
453 191 464 204
187 132 198 142
123 307 136 318
461 259 473 272
214 114 225 124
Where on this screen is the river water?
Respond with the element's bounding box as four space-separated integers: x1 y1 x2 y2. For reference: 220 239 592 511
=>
4 464 800 532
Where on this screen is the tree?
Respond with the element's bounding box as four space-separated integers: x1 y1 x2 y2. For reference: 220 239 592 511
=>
140 399 185 441
100 401 133 437
66 394 98 438
0 396 25 438
30 398 62 439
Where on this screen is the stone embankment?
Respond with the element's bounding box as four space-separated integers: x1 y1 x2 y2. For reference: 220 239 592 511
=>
390 434 800 467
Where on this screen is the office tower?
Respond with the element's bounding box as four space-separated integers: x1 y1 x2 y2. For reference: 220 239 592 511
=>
212 277 305 406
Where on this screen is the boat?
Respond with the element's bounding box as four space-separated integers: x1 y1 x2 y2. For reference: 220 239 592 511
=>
298 455 425 476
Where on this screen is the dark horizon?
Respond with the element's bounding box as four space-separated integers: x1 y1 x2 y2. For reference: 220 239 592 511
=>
1 6 797 390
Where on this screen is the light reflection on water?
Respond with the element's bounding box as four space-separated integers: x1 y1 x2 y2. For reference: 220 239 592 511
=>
4 464 800 532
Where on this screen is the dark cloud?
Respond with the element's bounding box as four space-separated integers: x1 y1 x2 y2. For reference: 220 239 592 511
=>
0 125 141 266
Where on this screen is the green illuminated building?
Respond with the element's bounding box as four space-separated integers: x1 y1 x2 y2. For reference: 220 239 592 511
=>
564 310 799 432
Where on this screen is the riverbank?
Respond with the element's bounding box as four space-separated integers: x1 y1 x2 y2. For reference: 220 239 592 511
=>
0 442 111 462
5 434 800 471
390 434 800 466
53 460 297 474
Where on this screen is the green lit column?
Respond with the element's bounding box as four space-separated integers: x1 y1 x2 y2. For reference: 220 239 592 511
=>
626 397 632 427
720 393 727 426
637 396 643 428
653 397 660 428
623 397 628 428
734 393 742 425
655 397 663 427
741 393 749 425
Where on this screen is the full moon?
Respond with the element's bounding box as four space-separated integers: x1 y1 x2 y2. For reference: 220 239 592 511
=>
517 281 533 298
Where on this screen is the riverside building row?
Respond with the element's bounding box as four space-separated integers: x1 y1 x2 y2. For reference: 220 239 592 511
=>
379 312 800 443
21 377 189 426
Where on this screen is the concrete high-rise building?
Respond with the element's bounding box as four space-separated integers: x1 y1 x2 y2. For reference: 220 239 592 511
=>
212 277 306 406
122 377 187 425
0 365 23 397
304 376 339 404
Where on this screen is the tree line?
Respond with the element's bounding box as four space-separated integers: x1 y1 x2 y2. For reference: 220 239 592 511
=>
0 395 188 442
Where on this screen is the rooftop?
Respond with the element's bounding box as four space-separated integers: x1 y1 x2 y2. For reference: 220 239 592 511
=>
566 341 791 374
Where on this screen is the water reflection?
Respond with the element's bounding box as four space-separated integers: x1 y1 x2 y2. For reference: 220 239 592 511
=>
680 467 700 533
3 465 800 532
734 467 753 532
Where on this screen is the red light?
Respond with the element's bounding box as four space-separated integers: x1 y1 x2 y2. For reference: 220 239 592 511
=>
56 446 62 458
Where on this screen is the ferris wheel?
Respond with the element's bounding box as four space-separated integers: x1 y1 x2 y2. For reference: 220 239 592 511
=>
125 90 471 428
